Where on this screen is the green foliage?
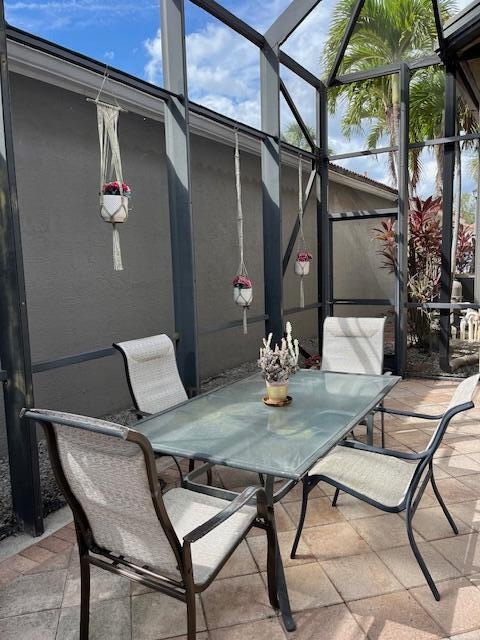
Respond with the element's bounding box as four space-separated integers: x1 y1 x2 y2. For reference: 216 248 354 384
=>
461 193 476 225
323 0 455 188
281 122 315 151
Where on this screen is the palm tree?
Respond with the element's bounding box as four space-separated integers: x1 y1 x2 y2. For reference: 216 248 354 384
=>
324 0 455 190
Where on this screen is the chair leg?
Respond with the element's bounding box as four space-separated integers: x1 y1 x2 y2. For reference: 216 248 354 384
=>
332 487 340 507
406 504 440 601
265 510 280 610
380 403 385 449
430 465 458 534
186 588 196 640
290 479 311 559
79 554 90 640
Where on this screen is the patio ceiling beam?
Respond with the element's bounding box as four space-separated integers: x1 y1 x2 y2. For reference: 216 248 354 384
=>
279 51 322 88
0 2 43 536
188 0 265 47
265 0 322 47
330 145 397 160
326 0 366 87
282 168 316 275
160 0 199 393
280 79 315 151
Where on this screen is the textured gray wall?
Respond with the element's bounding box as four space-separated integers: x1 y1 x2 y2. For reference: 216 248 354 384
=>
0 73 395 455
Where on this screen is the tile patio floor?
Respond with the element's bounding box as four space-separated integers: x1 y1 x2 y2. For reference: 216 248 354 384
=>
2 377 480 639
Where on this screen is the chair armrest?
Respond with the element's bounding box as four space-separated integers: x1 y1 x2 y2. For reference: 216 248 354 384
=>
183 486 263 543
375 406 443 420
129 408 151 418
339 439 426 460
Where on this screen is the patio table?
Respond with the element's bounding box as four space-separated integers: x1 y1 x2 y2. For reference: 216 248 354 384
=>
138 369 399 631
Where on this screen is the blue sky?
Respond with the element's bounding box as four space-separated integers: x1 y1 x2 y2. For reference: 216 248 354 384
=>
5 0 475 195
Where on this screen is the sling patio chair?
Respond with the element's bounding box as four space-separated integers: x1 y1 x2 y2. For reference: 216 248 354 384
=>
321 316 387 445
113 334 209 483
22 408 280 640
290 373 480 601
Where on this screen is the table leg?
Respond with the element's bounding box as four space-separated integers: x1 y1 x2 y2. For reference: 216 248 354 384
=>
366 413 374 446
265 476 296 632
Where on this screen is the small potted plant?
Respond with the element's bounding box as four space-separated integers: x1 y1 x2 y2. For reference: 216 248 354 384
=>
295 251 313 276
258 321 299 403
100 181 132 223
233 274 253 306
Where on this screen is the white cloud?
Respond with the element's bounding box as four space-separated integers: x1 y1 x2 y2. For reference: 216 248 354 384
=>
145 22 261 127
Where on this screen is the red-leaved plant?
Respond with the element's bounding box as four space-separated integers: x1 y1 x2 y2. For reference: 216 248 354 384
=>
373 196 473 349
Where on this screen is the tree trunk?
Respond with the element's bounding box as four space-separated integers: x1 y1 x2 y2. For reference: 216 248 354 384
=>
451 141 462 277
434 144 444 197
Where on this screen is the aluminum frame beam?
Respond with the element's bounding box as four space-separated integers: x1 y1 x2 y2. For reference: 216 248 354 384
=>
326 0 365 87
265 0 322 47
189 0 264 47
395 64 410 377
439 64 457 372
280 79 315 151
160 0 199 393
261 43 284 346
0 1 42 536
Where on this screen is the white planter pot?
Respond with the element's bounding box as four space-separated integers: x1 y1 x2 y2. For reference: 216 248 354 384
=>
100 195 129 223
295 260 310 276
233 285 253 306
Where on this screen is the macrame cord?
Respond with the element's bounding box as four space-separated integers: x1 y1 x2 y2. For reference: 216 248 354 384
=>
234 130 251 334
94 73 128 271
296 155 307 308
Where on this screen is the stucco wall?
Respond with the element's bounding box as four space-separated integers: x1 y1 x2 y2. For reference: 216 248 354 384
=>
0 73 396 455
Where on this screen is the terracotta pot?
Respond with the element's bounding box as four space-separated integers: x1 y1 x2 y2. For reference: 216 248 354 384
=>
100 194 129 223
233 285 253 306
266 380 288 402
295 260 310 276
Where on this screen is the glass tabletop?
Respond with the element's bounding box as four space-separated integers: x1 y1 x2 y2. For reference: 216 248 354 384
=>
138 369 400 480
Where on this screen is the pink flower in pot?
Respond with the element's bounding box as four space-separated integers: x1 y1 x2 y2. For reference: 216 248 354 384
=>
233 275 253 306
295 251 312 276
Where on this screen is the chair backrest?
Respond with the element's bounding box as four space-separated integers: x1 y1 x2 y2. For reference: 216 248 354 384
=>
24 409 183 581
426 373 480 454
114 334 188 414
321 317 386 375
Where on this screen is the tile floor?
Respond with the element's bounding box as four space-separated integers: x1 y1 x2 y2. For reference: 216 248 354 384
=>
2 377 480 639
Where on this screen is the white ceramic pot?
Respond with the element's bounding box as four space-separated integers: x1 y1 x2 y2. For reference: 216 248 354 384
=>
100 195 129 223
233 285 253 306
295 260 310 276
266 380 288 402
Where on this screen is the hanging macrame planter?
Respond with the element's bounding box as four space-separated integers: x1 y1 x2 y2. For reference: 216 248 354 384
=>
232 130 252 334
294 155 312 308
95 99 131 271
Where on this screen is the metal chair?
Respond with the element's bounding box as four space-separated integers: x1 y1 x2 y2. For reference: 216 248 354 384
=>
321 316 387 445
290 373 480 601
113 334 206 482
113 334 188 418
23 409 279 640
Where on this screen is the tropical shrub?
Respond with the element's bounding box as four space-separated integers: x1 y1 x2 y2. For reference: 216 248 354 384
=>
373 196 474 349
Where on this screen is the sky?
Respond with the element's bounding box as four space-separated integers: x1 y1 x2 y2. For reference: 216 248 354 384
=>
5 0 476 195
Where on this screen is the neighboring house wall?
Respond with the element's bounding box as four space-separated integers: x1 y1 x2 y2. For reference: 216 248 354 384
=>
0 72 396 455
